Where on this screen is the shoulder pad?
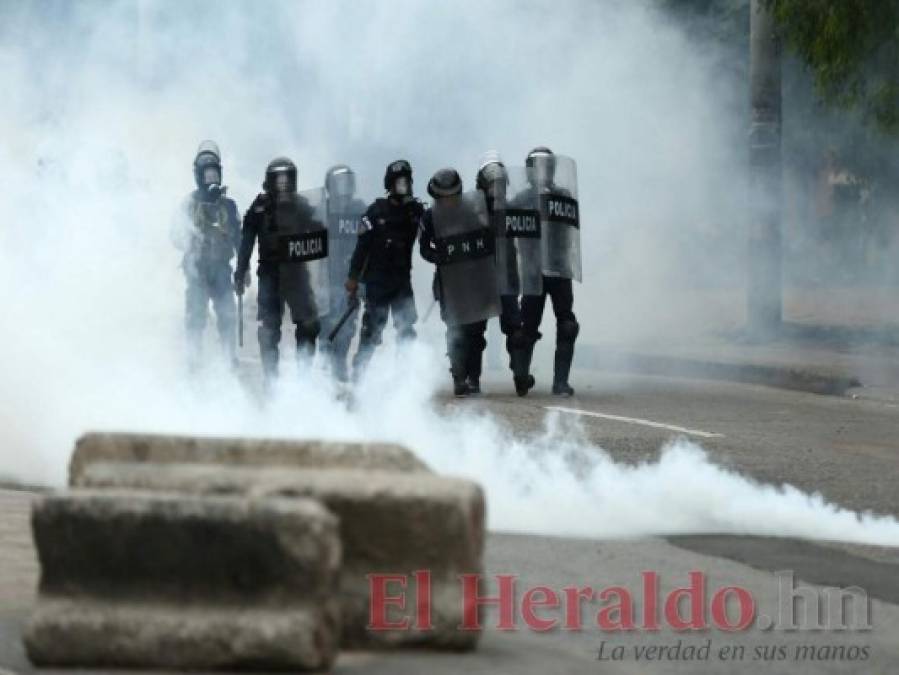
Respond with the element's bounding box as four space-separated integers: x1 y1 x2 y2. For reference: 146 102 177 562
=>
251 193 269 213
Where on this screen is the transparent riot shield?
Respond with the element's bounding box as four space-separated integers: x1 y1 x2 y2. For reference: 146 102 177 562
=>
324 193 369 314
432 191 501 326
505 167 545 295
534 154 581 282
277 187 330 323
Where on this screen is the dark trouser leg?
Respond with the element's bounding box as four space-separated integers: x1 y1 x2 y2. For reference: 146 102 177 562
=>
352 300 389 379
184 275 209 368
546 277 578 394
499 295 522 363
445 324 467 382
464 320 488 387
516 291 547 395
209 265 237 364
391 282 418 344
256 272 283 379
295 317 321 364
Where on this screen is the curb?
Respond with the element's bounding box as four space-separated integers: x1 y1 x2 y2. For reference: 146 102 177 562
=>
575 345 862 396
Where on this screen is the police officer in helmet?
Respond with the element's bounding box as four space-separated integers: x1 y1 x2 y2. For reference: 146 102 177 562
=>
420 168 499 396
518 146 580 396
171 140 241 371
321 164 367 381
234 157 324 383
345 159 424 379
475 154 535 395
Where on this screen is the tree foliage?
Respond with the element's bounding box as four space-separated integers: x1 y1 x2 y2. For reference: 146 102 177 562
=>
766 0 899 134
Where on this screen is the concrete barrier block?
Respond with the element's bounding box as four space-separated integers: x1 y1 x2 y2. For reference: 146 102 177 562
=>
81 463 486 650
69 432 430 486
25 490 341 671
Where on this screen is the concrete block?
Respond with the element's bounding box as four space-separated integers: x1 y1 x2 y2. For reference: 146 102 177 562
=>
25 490 341 671
69 432 430 486
81 463 486 650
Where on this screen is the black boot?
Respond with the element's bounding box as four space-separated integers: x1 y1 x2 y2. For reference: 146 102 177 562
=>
552 341 575 396
453 376 472 397
511 341 536 397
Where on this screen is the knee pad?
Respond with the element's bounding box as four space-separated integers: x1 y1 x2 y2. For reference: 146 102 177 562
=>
509 329 529 350
558 319 580 342
296 318 321 341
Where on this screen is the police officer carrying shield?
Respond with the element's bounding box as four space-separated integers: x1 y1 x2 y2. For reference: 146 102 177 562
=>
345 160 424 379
475 154 536 396
171 140 241 370
420 168 500 396
321 164 368 382
516 146 581 396
234 157 327 383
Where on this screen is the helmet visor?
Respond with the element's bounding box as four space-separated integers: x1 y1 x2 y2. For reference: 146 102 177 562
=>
393 176 411 196
274 172 292 193
330 170 355 198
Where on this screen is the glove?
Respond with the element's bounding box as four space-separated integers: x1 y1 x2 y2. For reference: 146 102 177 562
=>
344 277 359 298
234 271 247 295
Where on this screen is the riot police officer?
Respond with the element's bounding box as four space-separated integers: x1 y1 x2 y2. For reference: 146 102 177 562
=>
516 146 581 396
171 140 241 370
420 168 500 396
320 165 368 382
475 155 536 395
345 159 424 378
234 157 327 382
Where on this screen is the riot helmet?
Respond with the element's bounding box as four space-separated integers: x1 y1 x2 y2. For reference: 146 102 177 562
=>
264 156 298 199
384 159 413 197
476 154 509 205
525 146 556 188
427 168 463 199
325 164 356 200
193 140 223 194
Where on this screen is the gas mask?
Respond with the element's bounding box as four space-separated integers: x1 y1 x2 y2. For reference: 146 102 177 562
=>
202 166 222 198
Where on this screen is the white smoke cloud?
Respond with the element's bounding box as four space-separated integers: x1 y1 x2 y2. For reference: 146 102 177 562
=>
2 0 897 546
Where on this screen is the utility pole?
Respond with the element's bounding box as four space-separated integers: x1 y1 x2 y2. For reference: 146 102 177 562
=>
748 0 783 335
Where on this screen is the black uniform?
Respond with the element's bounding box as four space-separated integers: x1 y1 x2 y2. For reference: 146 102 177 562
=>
517 182 579 393
481 189 526 369
347 196 424 374
235 191 322 378
419 208 488 390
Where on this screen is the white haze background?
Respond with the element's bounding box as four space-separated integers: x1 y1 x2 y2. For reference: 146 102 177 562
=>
1 0 898 545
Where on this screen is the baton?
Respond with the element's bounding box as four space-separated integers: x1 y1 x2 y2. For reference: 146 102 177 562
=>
328 295 360 342
237 292 244 348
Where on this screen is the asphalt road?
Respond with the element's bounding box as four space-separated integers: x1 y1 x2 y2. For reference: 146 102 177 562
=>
457 370 899 519
1 371 898 674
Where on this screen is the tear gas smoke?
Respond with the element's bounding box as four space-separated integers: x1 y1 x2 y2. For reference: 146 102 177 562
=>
1 1 897 546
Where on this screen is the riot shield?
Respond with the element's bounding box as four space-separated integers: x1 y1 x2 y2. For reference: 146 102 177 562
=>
535 154 581 282
277 187 330 323
432 191 500 326
504 167 545 296
324 194 369 312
